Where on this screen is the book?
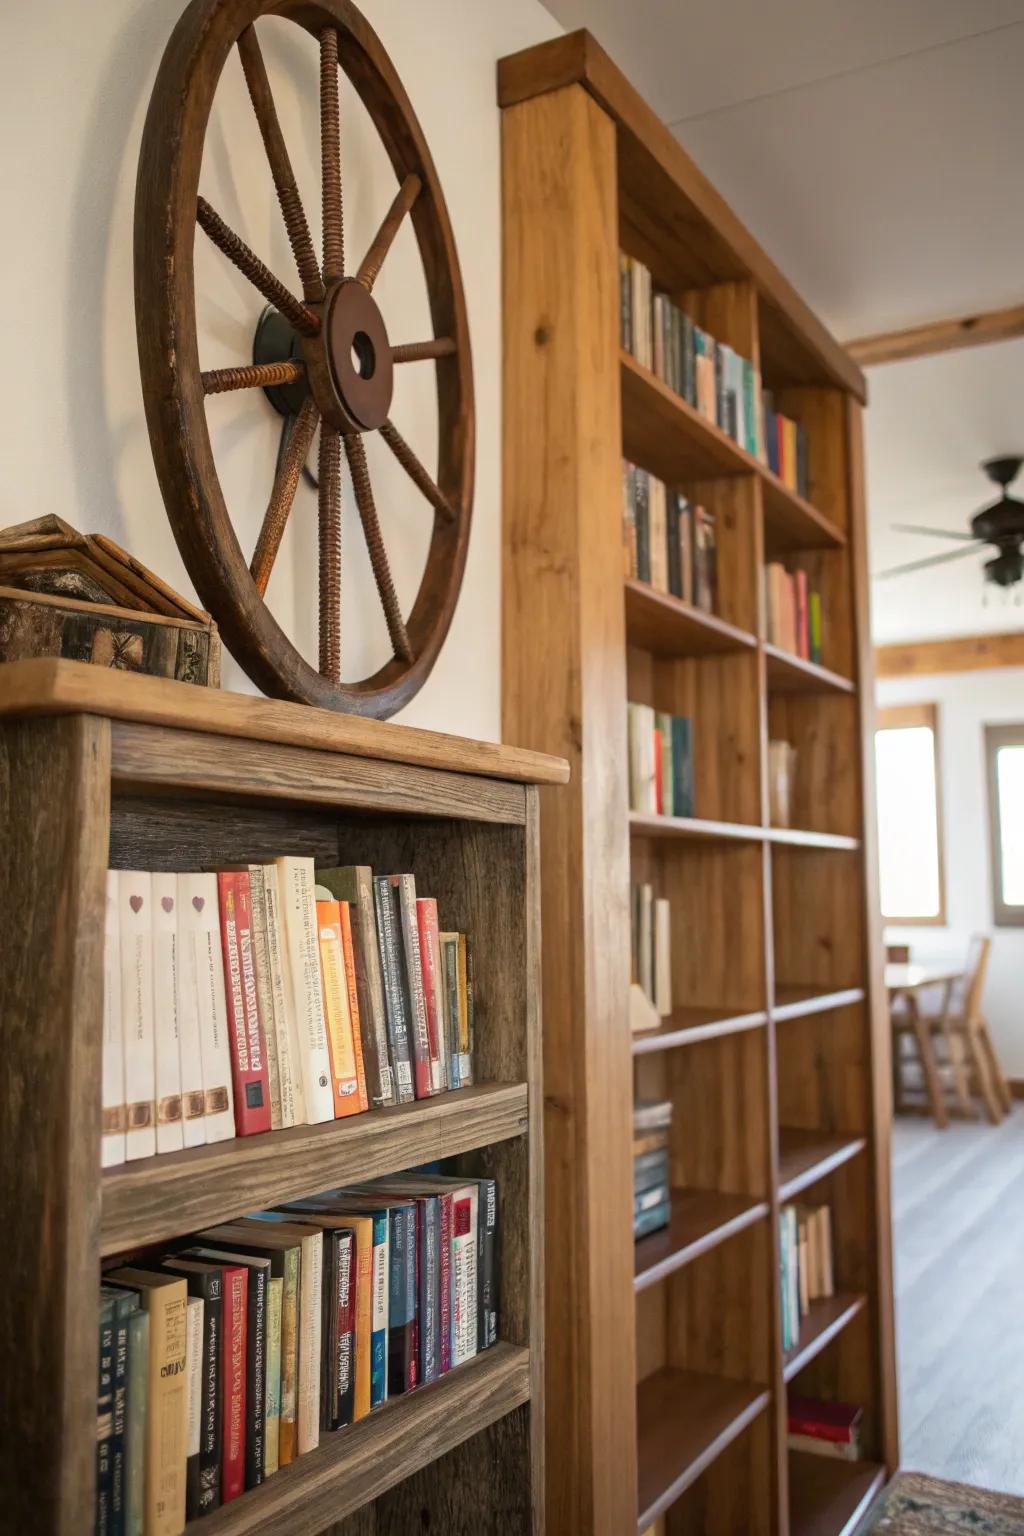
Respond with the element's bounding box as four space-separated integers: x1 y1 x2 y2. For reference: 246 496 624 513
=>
477 1177 499 1351
440 932 463 1091
217 871 272 1136
314 891 368 1116
457 935 474 1087
102 872 126 1168
244 864 283 1130
172 879 207 1152
244 1217 324 1453
158 1259 221 1517
634 1200 671 1238
186 1246 268 1489
280 1207 373 1422
124 1307 149 1536
768 740 797 828
310 1205 390 1411
373 875 415 1103
387 874 434 1099
177 872 235 1143
259 864 304 1128
353 1177 446 1380
787 1393 862 1458
117 872 156 1162
451 1183 479 1367
275 856 335 1124
416 897 448 1093
162 1256 245 1503
385 1201 418 1395
99 1284 136 1534
152 872 185 1154
264 1275 283 1475
183 1296 204 1516
105 1269 189 1536
315 865 394 1109
96 1295 115 1534
326 1228 356 1430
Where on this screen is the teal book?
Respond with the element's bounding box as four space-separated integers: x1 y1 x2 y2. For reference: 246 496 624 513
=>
671 717 694 818
100 1285 138 1536
96 1298 115 1536
124 1308 149 1536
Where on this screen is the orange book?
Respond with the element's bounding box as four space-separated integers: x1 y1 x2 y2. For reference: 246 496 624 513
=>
337 900 368 1112
315 896 367 1117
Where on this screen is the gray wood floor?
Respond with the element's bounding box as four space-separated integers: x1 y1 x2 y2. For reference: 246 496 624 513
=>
892 1106 1024 1494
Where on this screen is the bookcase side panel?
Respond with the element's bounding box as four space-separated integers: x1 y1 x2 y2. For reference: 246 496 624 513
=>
0 713 111 1535
502 81 638 1536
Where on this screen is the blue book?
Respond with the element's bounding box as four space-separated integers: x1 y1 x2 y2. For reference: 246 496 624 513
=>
671 717 694 818
634 1199 671 1239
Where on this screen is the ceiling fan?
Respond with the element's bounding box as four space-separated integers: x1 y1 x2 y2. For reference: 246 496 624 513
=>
874 457 1024 591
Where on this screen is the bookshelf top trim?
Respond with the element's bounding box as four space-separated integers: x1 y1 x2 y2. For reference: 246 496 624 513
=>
497 30 866 404
0 659 570 787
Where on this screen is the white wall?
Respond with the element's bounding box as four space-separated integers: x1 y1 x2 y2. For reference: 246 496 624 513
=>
878 667 1024 1075
0 0 561 740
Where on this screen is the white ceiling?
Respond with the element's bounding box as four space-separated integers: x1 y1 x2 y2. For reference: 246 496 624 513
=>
541 0 1024 642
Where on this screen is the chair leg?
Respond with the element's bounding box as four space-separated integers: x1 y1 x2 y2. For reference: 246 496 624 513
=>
966 1028 1004 1125
912 1009 948 1129
979 1022 1013 1114
944 1029 976 1118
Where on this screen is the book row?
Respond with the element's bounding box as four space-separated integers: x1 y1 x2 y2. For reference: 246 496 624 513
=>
619 253 811 498
102 859 476 1166
779 1200 835 1353
764 562 823 664
630 882 672 1021
633 1100 672 1240
627 701 695 819
621 462 718 613
787 1392 863 1462
97 1172 499 1534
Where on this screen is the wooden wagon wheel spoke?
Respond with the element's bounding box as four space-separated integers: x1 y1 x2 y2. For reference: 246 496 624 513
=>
318 424 343 680
379 419 457 524
202 360 305 395
343 432 413 661
392 338 456 363
250 395 320 596
320 28 344 284
196 197 319 337
356 173 421 292
237 24 325 303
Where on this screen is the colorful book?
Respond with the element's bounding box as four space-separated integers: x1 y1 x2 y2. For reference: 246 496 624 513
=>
314 892 368 1116
275 856 335 1124
389 874 433 1098
217 871 272 1136
373 876 415 1103
416 897 448 1094
315 865 394 1109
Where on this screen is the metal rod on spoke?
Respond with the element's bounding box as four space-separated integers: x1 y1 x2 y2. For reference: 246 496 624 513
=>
320 28 344 284
318 425 343 682
344 432 413 661
196 198 320 337
356 173 421 292
251 396 320 596
380 419 457 524
202 360 305 395
392 338 456 364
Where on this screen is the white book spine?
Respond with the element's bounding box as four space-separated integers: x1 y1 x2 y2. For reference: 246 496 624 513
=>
246 866 282 1131
276 857 334 1124
371 1227 390 1403
261 866 304 1128
174 874 207 1150
180 873 236 1143
298 1231 323 1454
152 873 185 1154
185 1296 204 1462
451 1186 479 1367
102 872 126 1168
264 1276 282 1476
119 871 156 1161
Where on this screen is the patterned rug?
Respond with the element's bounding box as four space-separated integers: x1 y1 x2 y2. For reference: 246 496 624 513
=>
858 1472 1024 1534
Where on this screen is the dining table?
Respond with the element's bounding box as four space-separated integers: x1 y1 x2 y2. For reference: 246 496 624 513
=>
886 962 965 1128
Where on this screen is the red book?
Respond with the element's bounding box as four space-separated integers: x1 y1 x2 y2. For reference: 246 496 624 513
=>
787 1393 861 1443
220 1265 248 1501
437 1191 453 1374
416 898 446 1094
217 871 272 1135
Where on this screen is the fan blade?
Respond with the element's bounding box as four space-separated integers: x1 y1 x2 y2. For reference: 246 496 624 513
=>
873 545 982 580
889 523 977 542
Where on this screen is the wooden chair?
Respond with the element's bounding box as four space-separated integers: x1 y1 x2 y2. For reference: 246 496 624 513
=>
915 937 1010 1124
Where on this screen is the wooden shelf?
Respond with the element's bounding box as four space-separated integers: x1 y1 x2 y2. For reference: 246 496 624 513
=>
766 826 860 850
630 811 764 844
101 1082 528 1257
783 1293 867 1382
635 1189 769 1292
632 1006 768 1054
624 578 756 658
773 986 866 1022
778 1129 867 1201
620 353 844 552
789 1453 885 1536
637 1368 770 1529
199 1343 530 1536
763 643 855 696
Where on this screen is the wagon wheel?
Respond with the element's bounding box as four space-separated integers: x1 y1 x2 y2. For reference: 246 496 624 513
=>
135 0 473 717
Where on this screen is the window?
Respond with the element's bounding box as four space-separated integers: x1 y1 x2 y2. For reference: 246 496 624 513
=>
986 724 1024 926
875 703 945 924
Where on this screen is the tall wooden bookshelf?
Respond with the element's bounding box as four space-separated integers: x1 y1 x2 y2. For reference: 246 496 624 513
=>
0 658 565 1536
500 31 897 1536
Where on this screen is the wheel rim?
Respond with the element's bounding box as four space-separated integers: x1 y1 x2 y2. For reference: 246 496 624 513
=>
135 0 474 717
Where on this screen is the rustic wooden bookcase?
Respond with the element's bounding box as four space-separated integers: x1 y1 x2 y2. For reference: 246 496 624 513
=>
0 657 564 1536
500 31 898 1536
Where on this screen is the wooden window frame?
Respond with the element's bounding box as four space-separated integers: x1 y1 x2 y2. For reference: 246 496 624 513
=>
985 722 1024 928
876 702 946 926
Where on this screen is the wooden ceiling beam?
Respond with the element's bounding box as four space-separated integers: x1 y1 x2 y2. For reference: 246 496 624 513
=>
847 303 1024 367
876 630 1024 678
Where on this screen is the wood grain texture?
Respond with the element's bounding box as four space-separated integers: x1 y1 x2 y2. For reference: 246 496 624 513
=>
845 301 1024 366
0 715 111 1535
109 721 527 826
636 1368 770 1528
501 83 637 1536
624 579 756 659
875 629 1024 678
496 31 865 401
634 1190 769 1292
788 1453 884 1536
101 1082 527 1257
0 658 568 784
196 1343 530 1535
